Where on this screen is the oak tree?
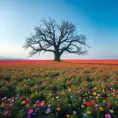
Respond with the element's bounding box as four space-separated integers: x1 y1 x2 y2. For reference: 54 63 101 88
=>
24 18 89 61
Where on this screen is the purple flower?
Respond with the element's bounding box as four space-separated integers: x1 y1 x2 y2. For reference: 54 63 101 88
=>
36 100 40 104
32 112 36 115
27 109 33 115
105 114 111 118
73 111 77 115
2 86 4 89
45 108 51 114
48 104 51 107
26 115 31 118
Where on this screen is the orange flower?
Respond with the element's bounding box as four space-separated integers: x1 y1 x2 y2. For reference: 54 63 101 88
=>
40 102 45 107
87 111 91 114
99 107 104 111
66 114 70 118
21 101 25 105
56 107 60 111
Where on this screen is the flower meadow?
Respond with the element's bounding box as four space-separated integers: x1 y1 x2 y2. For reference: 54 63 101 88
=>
0 60 118 118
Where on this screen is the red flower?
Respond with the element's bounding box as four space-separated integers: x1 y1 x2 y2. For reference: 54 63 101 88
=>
20 96 24 99
25 99 29 105
85 101 92 107
107 103 111 107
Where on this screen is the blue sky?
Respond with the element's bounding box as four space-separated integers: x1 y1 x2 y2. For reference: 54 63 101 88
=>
0 0 118 59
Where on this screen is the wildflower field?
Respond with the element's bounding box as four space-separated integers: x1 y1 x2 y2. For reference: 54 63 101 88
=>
0 60 118 118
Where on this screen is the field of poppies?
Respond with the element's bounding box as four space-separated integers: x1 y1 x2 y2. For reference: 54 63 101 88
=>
0 60 118 118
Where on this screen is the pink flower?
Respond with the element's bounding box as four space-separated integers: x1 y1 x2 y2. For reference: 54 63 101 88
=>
10 99 14 102
107 103 111 107
2 97 7 101
73 111 77 115
105 114 111 118
36 100 40 104
58 94 60 96
37 103 41 107
4 111 9 115
4 103 9 107
2 86 4 89
27 109 33 115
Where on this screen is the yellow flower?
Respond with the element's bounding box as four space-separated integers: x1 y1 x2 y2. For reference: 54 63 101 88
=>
93 92 97 96
93 87 97 90
99 107 104 111
66 114 70 118
96 96 98 99
1 102 4 107
48 93 52 96
116 95 118 99
87 111 91 114
33 104 36 107
51 98 54 101
61 92 65 95
21 101 26 104
56 107 60 111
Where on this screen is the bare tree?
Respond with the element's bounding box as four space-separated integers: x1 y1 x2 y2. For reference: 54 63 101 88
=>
23 17 89 61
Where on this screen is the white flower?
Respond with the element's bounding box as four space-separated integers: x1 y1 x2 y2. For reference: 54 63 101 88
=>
56 96 59 99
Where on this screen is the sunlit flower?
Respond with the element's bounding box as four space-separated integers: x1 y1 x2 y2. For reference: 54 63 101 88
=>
51 98 54 101
93 92 97 96
99 107 104 111
109 109 114 113
81 105 84 108
66 114 70 118
56 96 59 99
21 101 26 104
87 111 91 114
48 93 52 96
33 104 36 107
40 102 45 107
56 107 60 111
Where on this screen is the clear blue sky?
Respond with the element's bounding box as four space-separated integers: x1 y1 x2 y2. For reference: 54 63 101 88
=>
0 0 118 59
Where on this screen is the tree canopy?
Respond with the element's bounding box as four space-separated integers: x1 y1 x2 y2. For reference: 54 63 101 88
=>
24 17 89 61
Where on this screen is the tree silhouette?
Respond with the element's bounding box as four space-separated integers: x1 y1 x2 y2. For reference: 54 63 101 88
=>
24 17 89 61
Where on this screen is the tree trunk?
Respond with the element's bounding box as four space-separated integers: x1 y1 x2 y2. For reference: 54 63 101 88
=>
54 52 61 61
